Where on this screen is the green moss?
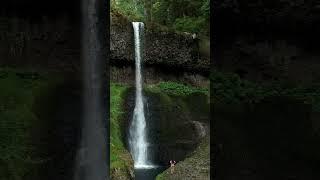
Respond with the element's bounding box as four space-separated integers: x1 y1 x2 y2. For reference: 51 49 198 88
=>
145 81 208 97
110 83 134 179
110 83 127 167
156 173 164 180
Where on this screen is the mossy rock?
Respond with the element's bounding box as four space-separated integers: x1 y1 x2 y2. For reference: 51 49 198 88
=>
156 136 210 180
110 83 134 180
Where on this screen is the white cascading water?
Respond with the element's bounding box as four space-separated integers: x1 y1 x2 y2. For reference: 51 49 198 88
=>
129 22 153 169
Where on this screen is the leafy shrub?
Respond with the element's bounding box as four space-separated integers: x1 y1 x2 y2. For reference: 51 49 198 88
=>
152 0 174 25
200 0 210 19
173 17 206 33
112 0 210 35
111 0 145 22
148 81 208 96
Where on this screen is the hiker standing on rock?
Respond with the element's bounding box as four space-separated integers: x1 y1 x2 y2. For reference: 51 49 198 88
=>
170 160 176 174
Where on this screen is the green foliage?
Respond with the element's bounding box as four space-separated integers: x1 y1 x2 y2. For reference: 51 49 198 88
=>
173 16 206 33
156 173 164 180
111 0 145 22
200 0 210 19
110 83 129 169
211 70 320 111
153 0 209 34
152 0 171 24
146 81 208 96
112 0 210 35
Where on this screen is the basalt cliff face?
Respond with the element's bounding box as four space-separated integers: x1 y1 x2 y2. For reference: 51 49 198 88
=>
110 12 210 75
0 11 210 77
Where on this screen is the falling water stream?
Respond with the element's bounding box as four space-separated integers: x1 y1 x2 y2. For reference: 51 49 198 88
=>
129 22 154 169
128 22 167 179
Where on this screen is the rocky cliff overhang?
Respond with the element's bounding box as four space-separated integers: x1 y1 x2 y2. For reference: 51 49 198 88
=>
110 12 210 75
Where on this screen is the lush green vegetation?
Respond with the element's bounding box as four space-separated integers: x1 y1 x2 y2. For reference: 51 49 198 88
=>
0 68 63 179
110 83 126 167
211 70 320 111
146 81 209 96
156 173 164 180
111 0 145 21
111 0 210 35
110 83 133 177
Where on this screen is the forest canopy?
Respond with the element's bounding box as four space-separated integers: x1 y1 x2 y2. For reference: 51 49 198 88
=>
111 0 210 36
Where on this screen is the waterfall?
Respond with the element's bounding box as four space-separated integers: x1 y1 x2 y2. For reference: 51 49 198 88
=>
129 22 153 169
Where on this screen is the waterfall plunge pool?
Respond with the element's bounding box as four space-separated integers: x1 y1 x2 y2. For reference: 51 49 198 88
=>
134 166 166 180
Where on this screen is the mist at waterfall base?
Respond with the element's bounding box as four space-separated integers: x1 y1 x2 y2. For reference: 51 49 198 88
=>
128 22 166 179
